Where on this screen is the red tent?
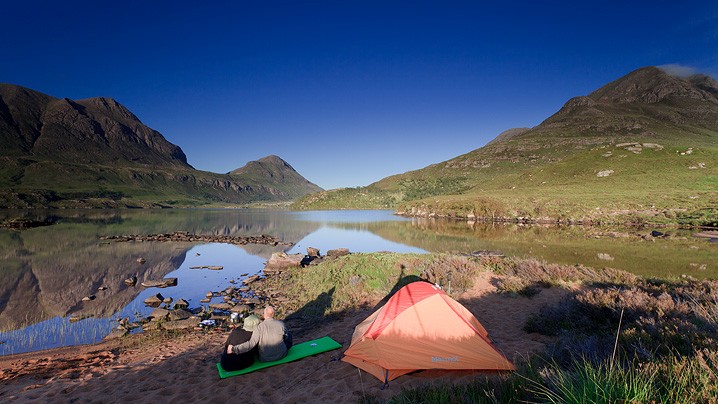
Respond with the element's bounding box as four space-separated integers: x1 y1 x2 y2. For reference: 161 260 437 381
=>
342 281 514 382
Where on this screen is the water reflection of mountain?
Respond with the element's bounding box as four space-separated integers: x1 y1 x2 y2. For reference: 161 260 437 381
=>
364 218 718 278
0 239 189 331
0 209 319 331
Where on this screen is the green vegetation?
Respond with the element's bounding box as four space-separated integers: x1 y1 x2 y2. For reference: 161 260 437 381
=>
294 68 718 226
294 143 718 226
255 252 718 403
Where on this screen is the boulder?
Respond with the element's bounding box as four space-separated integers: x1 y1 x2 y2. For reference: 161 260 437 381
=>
174 299 189 310
327 248 350 258
144 293 164 307
307 247 321 257
141 278 178 288
265 253 304 270
243 275 260 285
169 309 193 321
149 308 170 321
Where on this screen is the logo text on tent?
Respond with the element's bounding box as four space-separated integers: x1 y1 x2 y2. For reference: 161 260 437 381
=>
431 356 459 363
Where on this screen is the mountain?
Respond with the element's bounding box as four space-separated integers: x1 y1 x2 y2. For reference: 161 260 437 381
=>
228 155 322 199
0 84 189 167
294 67 718 226
0 84 321 208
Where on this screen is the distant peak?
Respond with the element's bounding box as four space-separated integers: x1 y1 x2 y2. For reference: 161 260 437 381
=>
257 155 288 165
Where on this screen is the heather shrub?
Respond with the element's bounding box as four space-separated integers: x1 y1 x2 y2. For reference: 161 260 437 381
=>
417 255 484 297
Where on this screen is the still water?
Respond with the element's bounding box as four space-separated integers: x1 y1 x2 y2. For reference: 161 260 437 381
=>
0 209 716 354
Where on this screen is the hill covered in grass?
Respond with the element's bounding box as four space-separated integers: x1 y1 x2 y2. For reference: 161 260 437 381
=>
0 84 321 208
293 67 718 226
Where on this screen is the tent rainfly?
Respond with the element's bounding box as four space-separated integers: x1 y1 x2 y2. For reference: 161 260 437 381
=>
342 281 514 382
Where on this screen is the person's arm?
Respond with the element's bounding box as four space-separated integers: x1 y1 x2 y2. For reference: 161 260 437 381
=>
229 328 260 354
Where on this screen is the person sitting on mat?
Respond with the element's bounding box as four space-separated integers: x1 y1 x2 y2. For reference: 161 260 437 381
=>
227 306 292 362
220 314 261 371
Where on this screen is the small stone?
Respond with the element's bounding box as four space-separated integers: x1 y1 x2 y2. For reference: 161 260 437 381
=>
124 276 137 286
136 257 146 264
307 247 321 257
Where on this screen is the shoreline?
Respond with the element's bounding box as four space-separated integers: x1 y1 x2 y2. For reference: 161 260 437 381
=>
0 264 567 402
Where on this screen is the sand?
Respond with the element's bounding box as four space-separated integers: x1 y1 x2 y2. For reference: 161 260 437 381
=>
0 273 568 403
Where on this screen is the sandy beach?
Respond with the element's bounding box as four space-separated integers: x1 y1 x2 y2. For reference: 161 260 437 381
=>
0 272 567 403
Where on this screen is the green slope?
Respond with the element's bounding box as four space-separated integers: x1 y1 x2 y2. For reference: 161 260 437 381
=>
293 67 718 226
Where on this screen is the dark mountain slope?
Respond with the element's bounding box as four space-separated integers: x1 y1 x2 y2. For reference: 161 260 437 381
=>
0 85 320 208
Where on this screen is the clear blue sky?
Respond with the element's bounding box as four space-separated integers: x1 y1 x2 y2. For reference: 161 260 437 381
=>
2 1 716 189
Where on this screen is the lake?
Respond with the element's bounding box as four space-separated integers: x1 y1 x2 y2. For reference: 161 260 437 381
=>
1 208 716 355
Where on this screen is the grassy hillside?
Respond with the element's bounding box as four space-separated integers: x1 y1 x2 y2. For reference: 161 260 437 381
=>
293 68 718 226
0 157 319 208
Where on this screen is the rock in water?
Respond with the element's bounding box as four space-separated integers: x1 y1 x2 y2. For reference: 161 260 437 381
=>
149 308 170 321
144 293 164 307
174 299 189 309
141 278 178 288
169 309 193 321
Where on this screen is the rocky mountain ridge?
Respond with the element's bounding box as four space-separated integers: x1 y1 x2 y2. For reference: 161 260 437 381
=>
0 84 322 208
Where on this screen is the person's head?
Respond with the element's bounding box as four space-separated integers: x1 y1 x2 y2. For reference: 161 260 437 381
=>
263 306 275 320
242 314 261 332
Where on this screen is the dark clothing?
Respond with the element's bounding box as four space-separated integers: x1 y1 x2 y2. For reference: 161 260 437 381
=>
220 328 257 371
231 318 293 362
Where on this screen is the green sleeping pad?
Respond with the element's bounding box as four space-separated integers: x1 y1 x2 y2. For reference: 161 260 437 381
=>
217 336 342 378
